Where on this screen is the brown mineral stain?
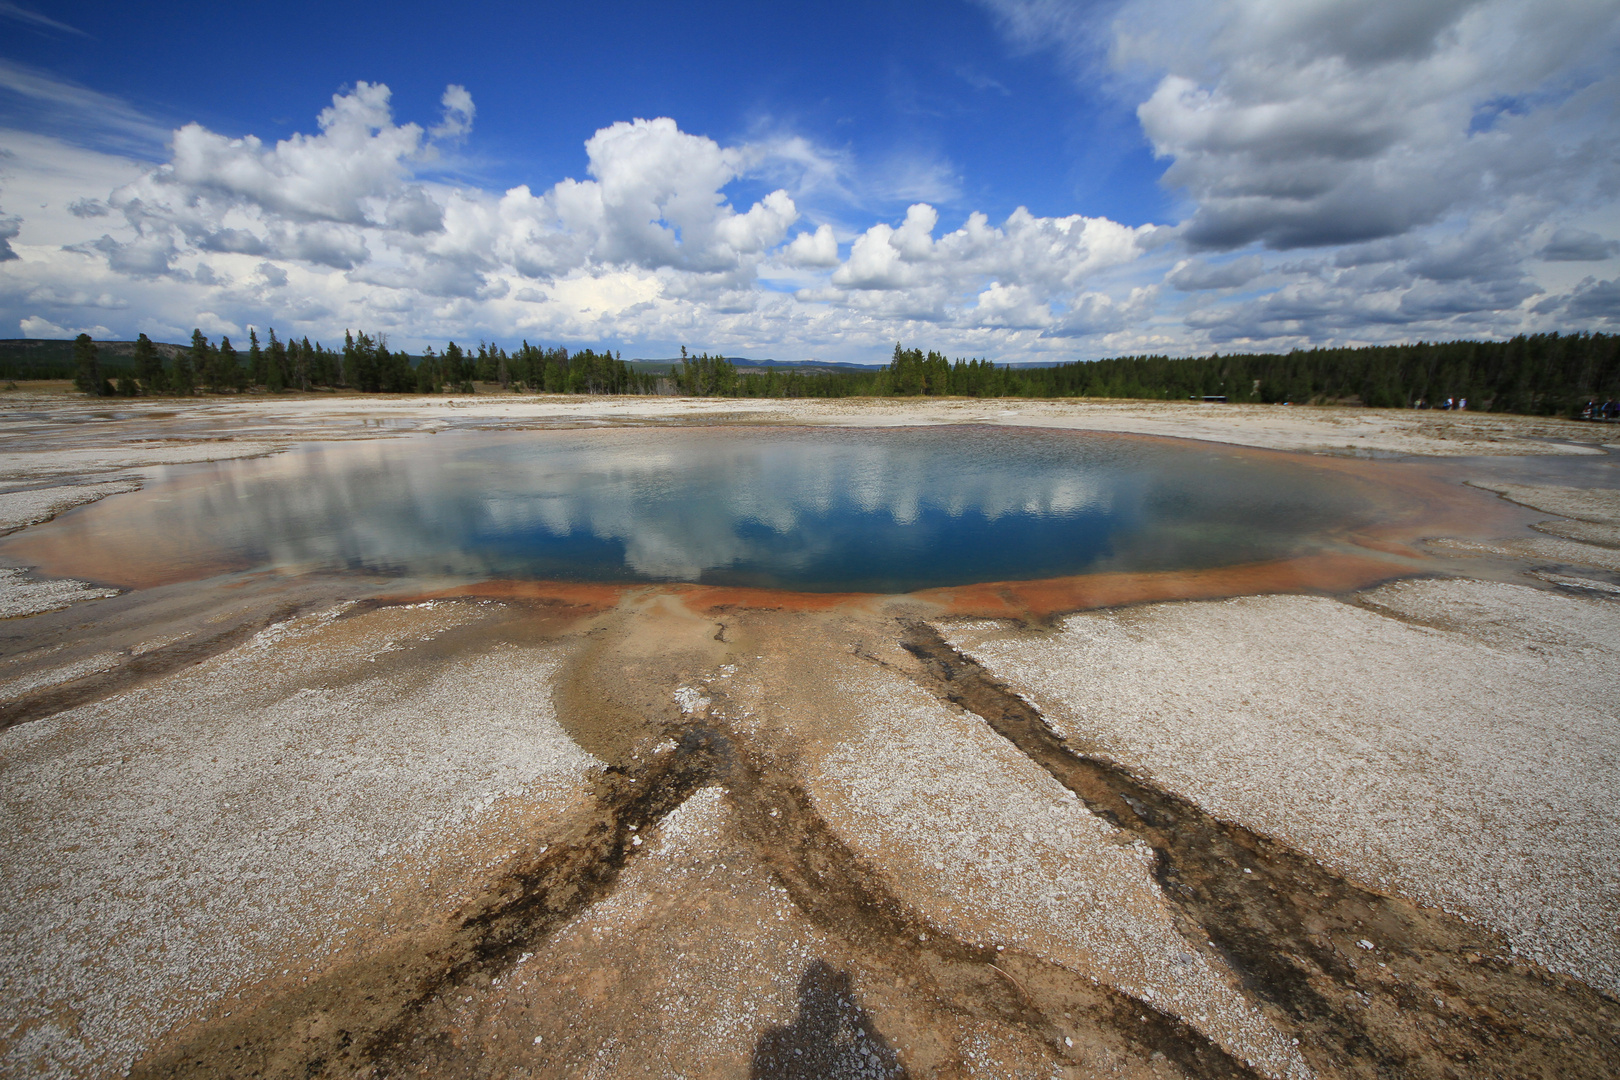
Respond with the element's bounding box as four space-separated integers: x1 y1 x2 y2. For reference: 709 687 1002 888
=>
393 579 632 614
912 552 1422 621
371 548 1423 626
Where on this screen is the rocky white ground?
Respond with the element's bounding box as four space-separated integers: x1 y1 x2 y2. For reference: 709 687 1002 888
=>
1 601 599 1077
944 578 1620 997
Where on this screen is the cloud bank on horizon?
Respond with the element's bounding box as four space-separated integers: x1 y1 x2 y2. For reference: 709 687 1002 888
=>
1 0 1617 362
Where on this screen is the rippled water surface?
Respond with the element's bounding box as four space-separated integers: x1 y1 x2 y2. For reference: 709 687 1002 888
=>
12 426 1394 592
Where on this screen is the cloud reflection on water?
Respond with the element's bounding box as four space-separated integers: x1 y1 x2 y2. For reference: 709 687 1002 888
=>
33 427 1365 592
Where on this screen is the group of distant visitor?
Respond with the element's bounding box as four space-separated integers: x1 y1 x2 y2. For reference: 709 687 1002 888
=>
1580 400 1620 421
1411 397 1467 410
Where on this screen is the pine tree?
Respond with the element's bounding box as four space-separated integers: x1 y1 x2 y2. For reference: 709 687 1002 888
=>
352 331 381 392
231 338 250 391
376 338 410 393
190 329 216 392
133 332 165 392
416 346 440 393
301 337 323 386
291 337 310 390
72 333 106 396
248 328 265 387
172 332 199 395
444 341 472 392
341 330 357 389
216 336 239 392
265 329 286 392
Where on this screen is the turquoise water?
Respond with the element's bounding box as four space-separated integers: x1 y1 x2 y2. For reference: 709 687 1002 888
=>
16 426 1385 592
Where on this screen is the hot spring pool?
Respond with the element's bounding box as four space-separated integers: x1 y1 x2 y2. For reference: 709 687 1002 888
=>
6 426 1403 593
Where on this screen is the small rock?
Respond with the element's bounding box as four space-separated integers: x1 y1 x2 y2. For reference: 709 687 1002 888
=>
1357 938 1375 950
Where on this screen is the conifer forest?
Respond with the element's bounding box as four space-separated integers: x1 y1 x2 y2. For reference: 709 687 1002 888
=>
38 328 1620 419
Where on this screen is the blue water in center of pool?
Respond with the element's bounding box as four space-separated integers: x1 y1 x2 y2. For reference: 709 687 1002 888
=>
42 426 1380 592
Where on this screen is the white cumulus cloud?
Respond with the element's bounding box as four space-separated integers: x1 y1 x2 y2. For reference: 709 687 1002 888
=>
979 0 1620 347
783 223 840 267
11 9 1619 365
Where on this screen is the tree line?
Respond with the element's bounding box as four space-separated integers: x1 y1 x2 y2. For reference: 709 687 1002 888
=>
860 338 1620 414
70 330 658 396
665 335 1620 413
661 335 1620 413
66 328 1620 417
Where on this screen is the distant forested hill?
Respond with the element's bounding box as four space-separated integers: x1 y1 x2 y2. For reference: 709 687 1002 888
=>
0 338 185 380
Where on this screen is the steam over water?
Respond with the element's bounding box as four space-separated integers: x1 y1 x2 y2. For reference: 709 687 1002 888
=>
12 426 1387 592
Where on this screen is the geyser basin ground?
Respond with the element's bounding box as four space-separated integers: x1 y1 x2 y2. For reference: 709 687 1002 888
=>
5 425 1430 594
1 393 1618 1080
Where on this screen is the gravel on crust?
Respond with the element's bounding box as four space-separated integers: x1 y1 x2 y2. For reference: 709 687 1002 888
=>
0 601 600 1079
1535 518 1620 548
0 566 118 620
807 660 1311 1079
0 442 280 481
1429 535 1620 572
1461 481 1620 548
0 648 121 697
1467 482 1620 525
944 579 1620 996
0 479 141 532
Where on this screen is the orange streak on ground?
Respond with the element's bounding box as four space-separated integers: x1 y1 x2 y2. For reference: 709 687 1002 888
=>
382 549 1419 622
0 543 256 590
911 551 1417 621
662 583 878 613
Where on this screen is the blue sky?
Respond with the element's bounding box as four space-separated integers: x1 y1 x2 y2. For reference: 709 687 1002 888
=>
1 0 1617 362
11 1 1170 224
